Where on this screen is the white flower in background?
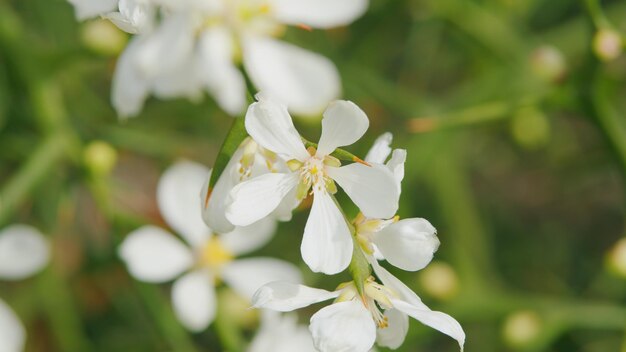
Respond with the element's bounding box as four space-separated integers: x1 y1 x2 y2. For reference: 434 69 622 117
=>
118 161 302 331
69 0 368 117
252 260 465 352
354 133 440 271
247 311 317 352
226 96 399 275
0 225 50 352
202 137 295 234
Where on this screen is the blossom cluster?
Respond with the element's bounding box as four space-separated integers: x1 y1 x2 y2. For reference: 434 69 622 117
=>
68 0 367 118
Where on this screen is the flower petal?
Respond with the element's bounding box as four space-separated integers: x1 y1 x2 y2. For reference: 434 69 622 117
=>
326 163 399 219
271 0 368 29
157 161 211 248
105 0 155 34
249 312 317 352
222 258 302 300
309 300 376 352
364 132 393 164
67 0 118 20
0 298 25 352
316 100 369 157
111 36 151 118
387 149 406 194
171 270 217 332
198 27 247 116
392 299 465 350
226 173 299 227
0 225 49 280
301 191 353 275
244 94 308 161
251 281 338 312
376 309 408 349
243 36 341 117
220 217 277 256
372 218 439 271
370 259 423 307
118 226 193 283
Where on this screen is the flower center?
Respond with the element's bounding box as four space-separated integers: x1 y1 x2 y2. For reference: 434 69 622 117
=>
335 278 398 329
354 214 399 255
199 0 285 38
289 148 340 201
199 236 234 273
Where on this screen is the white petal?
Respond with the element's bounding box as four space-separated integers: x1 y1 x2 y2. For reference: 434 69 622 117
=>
370 259 423 307
251 282 338 312
157 161 211 248
0 298 25 352
244 95 308 161
301 191 353 275
202 143 247 234
0 225 49 280
271 0 368 29
151 53 204 102
392 299 465 350
105 0 155 34
172 270 217 332
372 218 439 271
67 0 118 20
309 300 376 352
222 258 302 300
243 36 341 117
364 133 393 164
327 163 399 219
198 27 246 116
220 217 277 255
111 37 151 118
316 100 369 157
133 12 194 79
249 312 317 352
376 309 408 349
226 173 299 227
118 226 193 283
387 149 406 194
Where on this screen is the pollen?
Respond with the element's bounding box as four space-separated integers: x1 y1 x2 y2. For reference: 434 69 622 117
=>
200 237 234 269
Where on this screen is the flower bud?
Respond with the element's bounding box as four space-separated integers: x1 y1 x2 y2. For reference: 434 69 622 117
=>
80 19 127 56
593 29 623 62
510 106 550 150
606 238 626 278
502 310 542 347
418 261 459 300
83 141 117 176
530 45 566 83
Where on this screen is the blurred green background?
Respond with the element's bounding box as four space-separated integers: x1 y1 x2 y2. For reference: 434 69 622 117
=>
1 0 626 351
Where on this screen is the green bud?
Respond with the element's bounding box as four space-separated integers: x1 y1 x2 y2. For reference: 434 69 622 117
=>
81 20 127 56
286 159 303 172
83 141 117 176
325 178 338 195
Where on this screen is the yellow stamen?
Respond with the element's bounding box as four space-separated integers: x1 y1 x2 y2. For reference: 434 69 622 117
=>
200 237 234 269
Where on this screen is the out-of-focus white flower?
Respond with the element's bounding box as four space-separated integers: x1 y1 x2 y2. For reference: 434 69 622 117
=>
252 260 465 352
0 225 51 352
353 133 440 271
69 0 368 117
226 96 399 275
247 311 317 352
118 161 302 331
201 137 293 234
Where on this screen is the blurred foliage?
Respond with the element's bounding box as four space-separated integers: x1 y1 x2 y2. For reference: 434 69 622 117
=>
1 0 626 351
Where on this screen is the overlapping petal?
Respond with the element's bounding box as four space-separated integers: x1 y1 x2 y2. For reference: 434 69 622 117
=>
301 190 353 274
252 282 338 312
171 270 217 332
372 218 439 271
316 100 369 157
226 173 299 227
157 161 211 248
222 258 302 299
364 132 393 164
243 36 341 117
270 0 368 29
220 217 277 256
309 300 377 352
111 36 151 118
249 312 317 352
118 226 193 283
245 95 309 160
376 308 409 349
68 0 118 20
0 225 49 280
326 163 399 219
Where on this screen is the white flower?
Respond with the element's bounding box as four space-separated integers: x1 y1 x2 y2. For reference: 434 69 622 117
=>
0 225 50 352
251 260 465 352
73 0 367 117
118 161 302 331
202 137 295 234
247 311 317 352
226 96 399 275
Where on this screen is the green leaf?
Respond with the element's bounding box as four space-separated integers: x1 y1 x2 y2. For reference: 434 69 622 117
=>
208 116 247 190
